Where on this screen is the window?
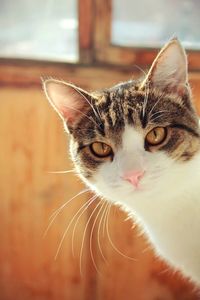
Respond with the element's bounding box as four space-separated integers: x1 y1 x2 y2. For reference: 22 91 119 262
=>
0 0 78 62
112 0 200 50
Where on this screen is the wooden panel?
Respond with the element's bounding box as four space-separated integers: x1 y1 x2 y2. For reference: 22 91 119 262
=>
2 59 200 96
0 59 135 89
0 88 96 300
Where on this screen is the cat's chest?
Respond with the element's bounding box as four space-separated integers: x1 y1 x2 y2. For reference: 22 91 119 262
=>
133 189 200 281
134 189 199 241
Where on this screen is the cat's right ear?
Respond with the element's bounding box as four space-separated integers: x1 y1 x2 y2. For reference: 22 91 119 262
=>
140 38 188 96
42 78 92 131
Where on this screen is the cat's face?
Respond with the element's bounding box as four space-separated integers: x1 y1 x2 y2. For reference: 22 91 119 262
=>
43 38 200 214
69 84 200 210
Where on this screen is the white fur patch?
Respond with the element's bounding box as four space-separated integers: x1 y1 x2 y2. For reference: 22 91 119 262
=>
86 125 200 283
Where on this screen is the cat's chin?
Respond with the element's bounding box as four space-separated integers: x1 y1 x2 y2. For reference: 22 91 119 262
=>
86 178 155 207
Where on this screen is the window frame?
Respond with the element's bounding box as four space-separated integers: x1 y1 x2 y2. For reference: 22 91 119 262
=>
78 0 200 71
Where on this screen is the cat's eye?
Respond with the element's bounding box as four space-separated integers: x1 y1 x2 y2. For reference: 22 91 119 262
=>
145 127 167 146
90 142 113 158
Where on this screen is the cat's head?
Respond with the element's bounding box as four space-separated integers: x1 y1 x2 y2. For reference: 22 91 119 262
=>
43 38 200 213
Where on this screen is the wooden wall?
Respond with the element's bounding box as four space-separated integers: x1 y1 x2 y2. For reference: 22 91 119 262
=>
1 68 200 299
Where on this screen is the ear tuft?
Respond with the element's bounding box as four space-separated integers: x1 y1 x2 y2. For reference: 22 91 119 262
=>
42 79 92 129
141 38 188 95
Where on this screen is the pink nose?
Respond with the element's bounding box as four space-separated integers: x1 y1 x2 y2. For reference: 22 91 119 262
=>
122 170 145 187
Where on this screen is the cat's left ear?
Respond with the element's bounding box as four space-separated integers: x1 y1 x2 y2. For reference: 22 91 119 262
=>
42 79 93 131
141 38 188 95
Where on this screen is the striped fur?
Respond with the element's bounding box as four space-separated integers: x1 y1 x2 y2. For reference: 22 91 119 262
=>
69 81 200 178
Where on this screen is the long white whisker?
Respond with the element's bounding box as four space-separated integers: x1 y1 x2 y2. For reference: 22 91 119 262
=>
47 169 75 174
71 194 97 256
72 85 102 126
89 200 105 275
79 196 100 275
62 104 100 128
142 81 150 119
49 188 89 221
97 201 108 263
106 204 136 261
133 64 148 77
131 64 149 118
148 94 164 118
43 188 89 238
149 113 168 124
55 195 97 260
103 202 110 237
150 110 168 119
95 105 102 122
74 128 99 133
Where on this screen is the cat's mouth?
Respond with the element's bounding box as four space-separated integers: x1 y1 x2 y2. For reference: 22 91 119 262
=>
125 181 145 192
109 179 145 192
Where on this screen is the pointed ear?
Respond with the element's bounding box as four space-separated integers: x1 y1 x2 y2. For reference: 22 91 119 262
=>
42 79 92 130
141 38 188 95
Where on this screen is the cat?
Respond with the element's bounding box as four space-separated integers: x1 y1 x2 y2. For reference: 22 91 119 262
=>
43 38 200 284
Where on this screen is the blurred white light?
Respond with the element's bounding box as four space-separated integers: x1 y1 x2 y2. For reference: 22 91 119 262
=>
59 18 77 30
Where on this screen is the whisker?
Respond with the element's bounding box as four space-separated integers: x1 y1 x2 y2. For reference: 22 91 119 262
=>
94 104 102 123
71 193 96 256
131 64 149 120
49 188 89 221
72 85 102 126
149 113 169 124
47 169 75 174
106 204 137 261
148 94 164 119
133 64 148 77
43 188 89 238
62 104 100 128
89 200 105 275
97 201 108 263
103 202 110 237
150 110 169 119
142 81 150 119
79 196 100 275
74 128 98 132
55 194 97 260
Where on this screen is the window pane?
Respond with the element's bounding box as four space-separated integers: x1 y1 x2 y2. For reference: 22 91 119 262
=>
0 0 78 62
112 0 200 50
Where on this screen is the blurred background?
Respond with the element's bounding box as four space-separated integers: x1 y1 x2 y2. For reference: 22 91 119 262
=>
1 0 200 299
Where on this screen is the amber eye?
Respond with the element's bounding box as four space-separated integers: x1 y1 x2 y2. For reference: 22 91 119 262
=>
90 142 113 158
145 127 167 146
